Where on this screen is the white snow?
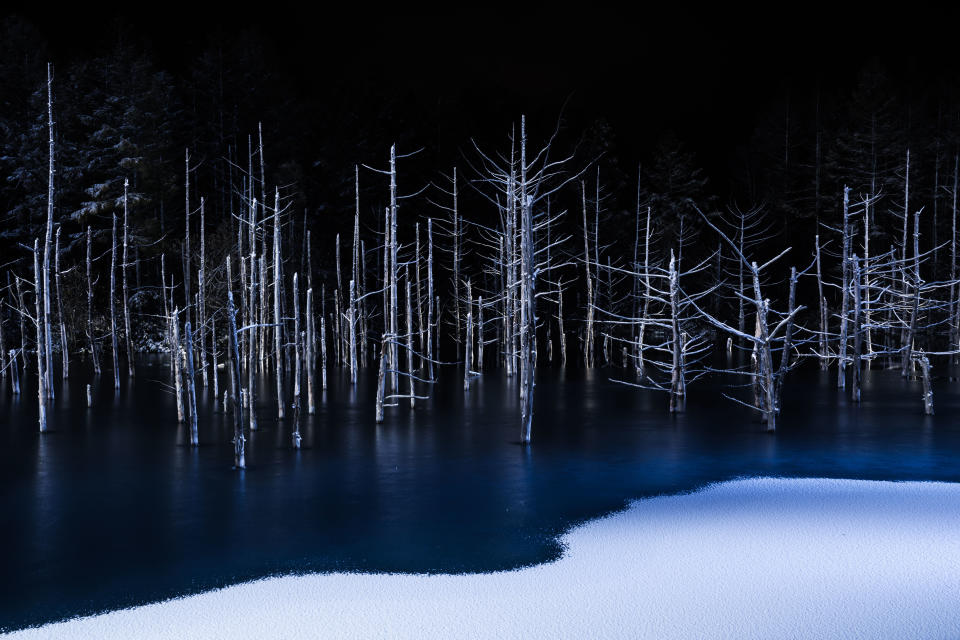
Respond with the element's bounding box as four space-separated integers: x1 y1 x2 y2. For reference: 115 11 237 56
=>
8 477 960 639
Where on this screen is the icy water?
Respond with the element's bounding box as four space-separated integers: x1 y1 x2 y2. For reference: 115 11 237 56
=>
2 357 960 631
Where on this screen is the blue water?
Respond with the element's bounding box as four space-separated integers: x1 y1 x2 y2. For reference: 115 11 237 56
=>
1 358 959 631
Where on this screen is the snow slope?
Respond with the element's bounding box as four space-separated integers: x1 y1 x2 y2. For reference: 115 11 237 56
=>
8 477 960 639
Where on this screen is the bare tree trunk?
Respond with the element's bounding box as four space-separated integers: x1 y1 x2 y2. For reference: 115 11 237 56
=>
333 290 341 368
901 149 911 264
0 302 6 380
815 233 828 370
292 272 301 449
306 287 315 415
161 253 169 370
852 257 863 403
293 273 301 400
416 223 424 371
184 149 192 342
110 209 120 390
43 64 54 399
557 279 567 368
185 321 199 446
55 226 68 380
247 225 258 429
375 333 386 423
198 197 207 386
838 187 850 389
360 239 368 365
918 351 934 415
405 269 414 407
427 218 434 380
750 265 776 431
227 289 245 469
389 146 399 393
320 313 327 391
335 234 342 366
34 240 48 431
902 210 922 377
10 348 20 395
582 181 594 368
172 307 184 423
248 276 258 432
349 278 357 385
15 277 27 374
123 179 135 377
952 155 959 362
211 316 220 402
477 295 484 371
637 206 651 376
862 196 873 361
464 278 473 391
452 167 460 359
775 266 798 410
518 118 536 444
274 188 285 420
259 254 267 372
668 251 684 413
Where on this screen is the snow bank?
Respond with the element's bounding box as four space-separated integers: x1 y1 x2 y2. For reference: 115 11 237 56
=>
8 477 960 639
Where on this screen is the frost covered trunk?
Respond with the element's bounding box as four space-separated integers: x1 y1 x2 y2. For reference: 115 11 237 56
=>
852 257 863 403
668 252 684 413
292 272 301 449
426 218 434 381
42 63 54 399
815 234 828 369
274 188 284 420
123 179 135 377
901 210 922 378
110 210 120 389
918 351 934 415
306 287 315 415
837 187 850 389
172 307 184 423
55 227 68 380
582 181 594 368
349 278 357 386
184 320 199 446
34 240 47 432
464 278 473 392
518 118 536 444
227 289 245 469
389 146 399 393
405 270 414 407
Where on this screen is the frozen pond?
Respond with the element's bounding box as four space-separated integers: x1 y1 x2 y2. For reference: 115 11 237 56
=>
2 358 960 631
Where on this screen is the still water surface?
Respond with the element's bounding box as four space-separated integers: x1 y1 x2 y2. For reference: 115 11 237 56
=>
2 358 958 630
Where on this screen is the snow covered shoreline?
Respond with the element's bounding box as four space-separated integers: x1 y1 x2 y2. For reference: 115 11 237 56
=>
8 477 960 639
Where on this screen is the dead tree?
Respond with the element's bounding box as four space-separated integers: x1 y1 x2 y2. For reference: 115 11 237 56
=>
110 208 120 389
581 181 595 368
42 63 54 398
292 272 302 449
306 287 315 414
54 226 67 380
184 320 199 446
273 188 285 420
33 239 48 432
692 209 805 431
87 225 99 375
122 178 135 376
226 288 246 469
172 307 185 423
470 115 580 443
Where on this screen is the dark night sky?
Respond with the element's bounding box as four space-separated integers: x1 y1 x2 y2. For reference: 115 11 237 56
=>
6 4 960 195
